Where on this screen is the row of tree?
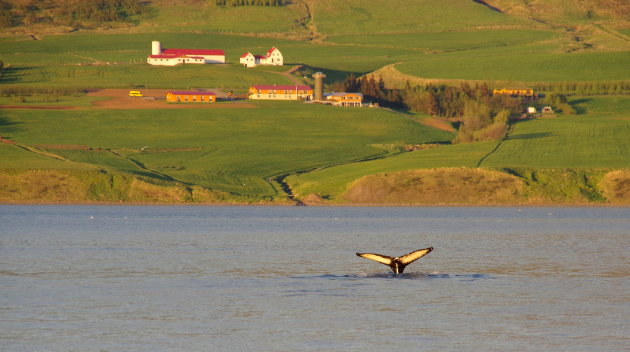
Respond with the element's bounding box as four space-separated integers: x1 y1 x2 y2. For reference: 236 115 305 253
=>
536 81 630 96
215 0 289 6
0 0 149 28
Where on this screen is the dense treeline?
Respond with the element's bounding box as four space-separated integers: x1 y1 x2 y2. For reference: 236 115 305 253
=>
0 0 150 28
1 86 86 97
333 75 525 144
215 0 289 6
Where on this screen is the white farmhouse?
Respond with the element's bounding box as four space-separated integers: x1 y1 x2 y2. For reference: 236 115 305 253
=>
147 41 225 66
240 47 283 68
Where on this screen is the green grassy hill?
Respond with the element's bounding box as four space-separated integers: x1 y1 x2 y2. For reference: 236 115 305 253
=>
1 0 629 205
0 103 452 202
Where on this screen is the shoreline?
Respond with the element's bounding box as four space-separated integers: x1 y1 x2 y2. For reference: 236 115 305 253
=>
1 200 628 207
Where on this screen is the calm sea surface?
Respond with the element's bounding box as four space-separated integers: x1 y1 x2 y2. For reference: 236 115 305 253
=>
1 205 628 351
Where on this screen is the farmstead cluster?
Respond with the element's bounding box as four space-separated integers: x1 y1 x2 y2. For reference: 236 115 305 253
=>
144 41 365 106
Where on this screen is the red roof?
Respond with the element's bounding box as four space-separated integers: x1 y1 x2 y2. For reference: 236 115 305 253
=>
149 54 177 58
240 52 252 58
162 48 225 56
168 91 216 96
252 85 312 91
267 47 277 55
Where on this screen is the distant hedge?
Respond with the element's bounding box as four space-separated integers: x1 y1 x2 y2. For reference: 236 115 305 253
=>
215 0 290 7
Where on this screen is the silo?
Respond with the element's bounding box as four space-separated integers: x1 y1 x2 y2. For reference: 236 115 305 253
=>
313 72 326 101
151 41 162 55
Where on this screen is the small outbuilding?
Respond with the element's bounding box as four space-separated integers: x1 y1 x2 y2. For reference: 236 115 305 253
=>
527 106 537 114
542 106 554 114
166 91 216 103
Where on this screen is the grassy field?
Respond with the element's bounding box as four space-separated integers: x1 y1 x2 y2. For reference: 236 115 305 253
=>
288 97 630 201
309 0 527 34
0 102 453 200
396 47 630 82
326 29 559 51
481 98 630 168
144 1 307 34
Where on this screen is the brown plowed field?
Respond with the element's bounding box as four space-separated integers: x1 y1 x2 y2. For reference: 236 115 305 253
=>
87 89 256 109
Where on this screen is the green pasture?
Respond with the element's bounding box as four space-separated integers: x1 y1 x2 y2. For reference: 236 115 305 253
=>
481 97 630 168
2 28 628 90
0 33 300 65
143 2 306 34
0 143 85 169
0 32 418 88
0 63 292 91
288 96 630 199
396 48 630 82
0 103 452 198
310 0 525 35
0 94 103 107
326 29 559 52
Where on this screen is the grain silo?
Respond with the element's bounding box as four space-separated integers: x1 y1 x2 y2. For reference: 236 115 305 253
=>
313 72 326 101
151 41 162 55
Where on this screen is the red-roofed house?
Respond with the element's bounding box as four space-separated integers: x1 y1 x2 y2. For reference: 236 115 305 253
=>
248 84 312 100
148 41 225 66
240 47 283 68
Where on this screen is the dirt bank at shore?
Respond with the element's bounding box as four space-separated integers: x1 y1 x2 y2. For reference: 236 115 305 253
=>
2 168 629 206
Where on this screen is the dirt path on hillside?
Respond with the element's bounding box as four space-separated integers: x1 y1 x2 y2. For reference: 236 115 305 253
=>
87 89 256 109
267 65 304 86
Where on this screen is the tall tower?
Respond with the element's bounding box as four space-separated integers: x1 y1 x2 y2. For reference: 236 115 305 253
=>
151 41 162 55
313 72 326 101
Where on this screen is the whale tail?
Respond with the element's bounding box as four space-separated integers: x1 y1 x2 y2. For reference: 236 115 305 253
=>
356 247 433 274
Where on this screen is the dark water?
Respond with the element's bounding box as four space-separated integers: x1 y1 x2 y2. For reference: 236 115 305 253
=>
1 205 628 351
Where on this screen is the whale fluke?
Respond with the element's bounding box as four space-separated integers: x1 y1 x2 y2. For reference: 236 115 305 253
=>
356 247 433 274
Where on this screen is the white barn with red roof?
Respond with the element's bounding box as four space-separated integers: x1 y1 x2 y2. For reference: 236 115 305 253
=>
240 47 283 68
147 41 225 66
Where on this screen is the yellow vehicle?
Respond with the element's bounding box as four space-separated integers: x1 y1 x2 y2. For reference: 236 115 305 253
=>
129 90 143 97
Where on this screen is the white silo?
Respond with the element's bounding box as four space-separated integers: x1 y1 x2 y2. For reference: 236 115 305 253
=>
151 41 162 55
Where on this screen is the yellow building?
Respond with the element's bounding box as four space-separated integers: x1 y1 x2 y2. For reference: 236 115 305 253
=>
325 92 363 107
166 91 216 103
248 85 313 100
492 88 535 97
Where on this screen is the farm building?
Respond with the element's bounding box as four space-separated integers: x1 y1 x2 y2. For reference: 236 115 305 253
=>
325 92 364 107
493 88 536 98
542 106 554 114
248 85 312 100
240 47 283 68
166 91 216 103
147 41 225 66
